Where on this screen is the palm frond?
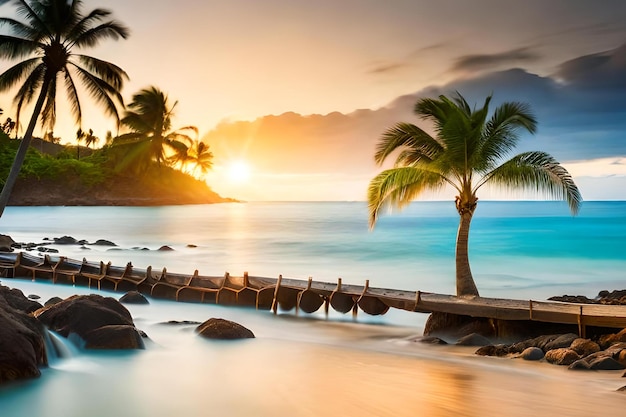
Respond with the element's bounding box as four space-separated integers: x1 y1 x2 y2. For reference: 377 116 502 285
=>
368 166 445 228
70 20 129 49
0 34 40 59
0 17 39 40
71 62 123 122
74 54 127 90
475 101 537 172
374 122 442 165
40 75 57 129
480 151 582 214
63 69 82 125
14 0 53 41
13 62 45 128
0 57 40 91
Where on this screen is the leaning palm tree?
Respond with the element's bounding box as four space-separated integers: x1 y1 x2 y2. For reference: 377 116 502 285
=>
114 86 197 172
0 0 129 217
368 93 581 297
84 128 98 148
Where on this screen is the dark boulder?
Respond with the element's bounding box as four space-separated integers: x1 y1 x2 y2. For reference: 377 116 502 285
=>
588 356 626 370
544 333 579 351
568 359 592 370
53 236 78 245
418 336 448 345
475 344 510 357
0 234 15 252
423 312 495 339
0 290 47 384
83 325 145 349
196 318 255 340
91 239 117 247
520 347 544 361
119 291 149 305
158 245 174 251
0 285 43 313
44 297 64 307
34 294 135 342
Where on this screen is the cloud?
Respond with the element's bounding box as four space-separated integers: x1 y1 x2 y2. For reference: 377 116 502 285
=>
451 47 541 74
554 44 626 89
203 42 626 200
367 42 449 75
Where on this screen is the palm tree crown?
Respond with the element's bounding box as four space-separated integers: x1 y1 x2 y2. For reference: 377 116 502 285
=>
0 0 129 216
114 86 198 171
368 92 582 297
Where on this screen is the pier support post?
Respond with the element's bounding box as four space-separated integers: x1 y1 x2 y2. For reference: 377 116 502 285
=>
271 274 283 314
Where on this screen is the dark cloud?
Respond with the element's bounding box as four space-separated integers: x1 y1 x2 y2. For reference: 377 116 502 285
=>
367 42 449 75
555 44 626 89
452 47 541 73
367 61 408 75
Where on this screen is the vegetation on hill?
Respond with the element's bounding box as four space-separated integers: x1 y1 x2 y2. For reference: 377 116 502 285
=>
0 131 232 206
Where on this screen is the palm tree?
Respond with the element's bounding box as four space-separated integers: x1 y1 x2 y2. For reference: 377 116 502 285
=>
84 128 98 148
182 139 213 178
368 93 581 297
114 86 197 172
75 127 85 159
0 0 129 217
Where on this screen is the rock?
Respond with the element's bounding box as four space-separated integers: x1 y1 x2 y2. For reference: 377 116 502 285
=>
510 334 570 353
568 359 592 370
196 318 255 340
91 239 117 246
161 320 202 326
53 236 78 245
456 333 492 347
548 295 594 303
588 356 626 370
0 285 43 313
83 325 145 349
423 312 495 339
0 235 15 252
475 344 509 357
34 294 134 340
418 336 448 345
0 290 47 384
158 245 174 251
570 338 601 357
28 294 41 300
520 347 544 361
44 297 63 307
617 386 626 391
544 333 579 351
544 348 580 365
186 244 197 248
119 291 149 305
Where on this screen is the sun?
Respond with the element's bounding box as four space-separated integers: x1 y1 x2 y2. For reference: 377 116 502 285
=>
227 160 251 183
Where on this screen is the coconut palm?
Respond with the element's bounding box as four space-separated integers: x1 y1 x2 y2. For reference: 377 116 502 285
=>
183 139 213 178
368 92 581 297
75 127 85 158
114 86 197 172
0 0 129 217
84 128 98 148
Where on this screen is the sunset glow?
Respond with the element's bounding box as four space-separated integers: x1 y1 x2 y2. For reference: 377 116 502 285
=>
227 160 251 183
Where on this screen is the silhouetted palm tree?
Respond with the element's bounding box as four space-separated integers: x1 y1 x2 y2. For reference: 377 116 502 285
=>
0 0 129 217
114 86 197 172
368 92 581 297
84 128 98 149
177 139 213 178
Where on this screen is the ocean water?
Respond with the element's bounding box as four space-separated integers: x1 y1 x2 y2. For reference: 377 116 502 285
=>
0 201 625 416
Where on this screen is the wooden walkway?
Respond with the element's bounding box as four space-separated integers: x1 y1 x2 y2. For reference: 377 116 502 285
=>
1 251 626 336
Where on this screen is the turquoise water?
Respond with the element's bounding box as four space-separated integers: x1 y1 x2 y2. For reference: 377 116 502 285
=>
1 201 624 302
1 201 625 416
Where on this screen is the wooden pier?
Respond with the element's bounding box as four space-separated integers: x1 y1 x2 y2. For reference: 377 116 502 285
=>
2 251 626 336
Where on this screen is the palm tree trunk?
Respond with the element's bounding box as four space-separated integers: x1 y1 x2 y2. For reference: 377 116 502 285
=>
455 211 480 297
0 78 50 219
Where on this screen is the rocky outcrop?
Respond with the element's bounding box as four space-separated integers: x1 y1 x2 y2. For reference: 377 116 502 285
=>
0 234 15 252
34 294 143 350
196 318 255 340
119 291 149 305
0 285 47 384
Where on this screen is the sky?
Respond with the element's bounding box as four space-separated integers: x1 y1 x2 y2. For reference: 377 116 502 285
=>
0 0 625 201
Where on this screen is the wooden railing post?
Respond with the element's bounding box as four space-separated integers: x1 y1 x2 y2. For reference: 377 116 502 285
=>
271 274 283 314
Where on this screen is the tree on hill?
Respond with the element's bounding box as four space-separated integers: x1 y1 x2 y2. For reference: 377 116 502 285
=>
0 0 129 218
367 92 581 297
170 138 213 178
113 86 197 173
